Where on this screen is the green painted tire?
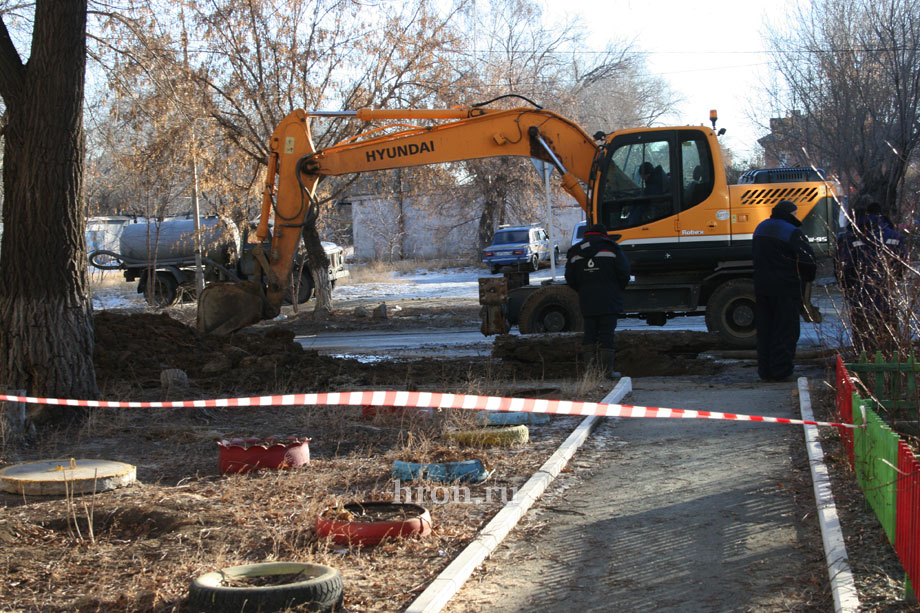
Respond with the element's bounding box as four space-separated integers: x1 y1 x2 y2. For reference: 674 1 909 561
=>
445 424 529 447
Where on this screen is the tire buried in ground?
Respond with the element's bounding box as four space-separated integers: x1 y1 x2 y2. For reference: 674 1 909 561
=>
391 458 491 483
217 436 311 474
315 502 432 547
188 562 343 612
445 424 529 447
477 410 550 426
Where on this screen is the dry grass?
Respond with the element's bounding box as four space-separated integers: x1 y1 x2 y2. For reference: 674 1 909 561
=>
1 370 610 612
88 270 132 289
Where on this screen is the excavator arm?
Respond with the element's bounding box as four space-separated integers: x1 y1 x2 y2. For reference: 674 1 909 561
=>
199 106 599 334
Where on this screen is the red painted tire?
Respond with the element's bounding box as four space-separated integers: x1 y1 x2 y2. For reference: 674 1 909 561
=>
314 502 432 547
218 436 311 474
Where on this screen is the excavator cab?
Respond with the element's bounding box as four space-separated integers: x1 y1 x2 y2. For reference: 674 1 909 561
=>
592 128 730 272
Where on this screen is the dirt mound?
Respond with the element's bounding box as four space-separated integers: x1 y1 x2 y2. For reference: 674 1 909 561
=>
92 312 723 401
92 312 563 398
93 312 345 396
492 330 724 377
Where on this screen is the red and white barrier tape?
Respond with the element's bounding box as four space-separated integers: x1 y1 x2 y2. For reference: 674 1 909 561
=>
0 390 859 429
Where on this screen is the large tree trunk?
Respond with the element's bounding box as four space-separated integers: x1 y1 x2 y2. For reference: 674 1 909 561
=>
0 0 97 424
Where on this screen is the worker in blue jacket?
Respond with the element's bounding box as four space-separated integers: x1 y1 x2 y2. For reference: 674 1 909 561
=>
565 223 631 379
752 200 817 382
837 201 904 353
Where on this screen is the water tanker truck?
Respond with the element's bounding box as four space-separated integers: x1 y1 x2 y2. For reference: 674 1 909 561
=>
89 216 348 307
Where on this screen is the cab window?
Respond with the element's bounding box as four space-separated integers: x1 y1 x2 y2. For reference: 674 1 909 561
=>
679 132 714 210
596 136 673 231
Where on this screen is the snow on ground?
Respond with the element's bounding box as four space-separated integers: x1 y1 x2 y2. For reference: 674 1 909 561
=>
89 265 562 310
89 275 147 311
332 266 559 302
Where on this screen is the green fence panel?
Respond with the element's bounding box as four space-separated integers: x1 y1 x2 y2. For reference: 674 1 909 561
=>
853 398 900 544
838 353 920 597
846 352 920 412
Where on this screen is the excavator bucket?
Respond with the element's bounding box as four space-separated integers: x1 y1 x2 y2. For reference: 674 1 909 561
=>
197 281 277 336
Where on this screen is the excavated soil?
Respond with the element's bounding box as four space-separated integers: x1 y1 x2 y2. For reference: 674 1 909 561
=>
91 309 724 402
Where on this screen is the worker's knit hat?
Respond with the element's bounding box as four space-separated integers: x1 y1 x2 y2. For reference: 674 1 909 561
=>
771 200 802 226
772 200 798 217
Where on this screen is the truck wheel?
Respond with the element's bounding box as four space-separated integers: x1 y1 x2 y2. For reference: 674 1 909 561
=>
518 285 583 334
705 279 757 348
529 254 540 272
143 272 179 308
490 264 501 274
284 270 314 305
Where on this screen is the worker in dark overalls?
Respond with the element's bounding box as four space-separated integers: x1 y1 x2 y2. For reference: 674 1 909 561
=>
752 200 817 382
837 200 905 354
565 223 631 379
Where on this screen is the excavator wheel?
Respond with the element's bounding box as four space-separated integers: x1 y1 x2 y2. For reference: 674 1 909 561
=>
705 279 758 348
518 285 583 334
197 281 276 336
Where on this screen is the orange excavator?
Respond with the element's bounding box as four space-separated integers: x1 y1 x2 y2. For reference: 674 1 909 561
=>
198 105 838 346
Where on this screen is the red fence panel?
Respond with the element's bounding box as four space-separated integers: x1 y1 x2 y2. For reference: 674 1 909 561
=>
896 440 920 592
836 355 856 468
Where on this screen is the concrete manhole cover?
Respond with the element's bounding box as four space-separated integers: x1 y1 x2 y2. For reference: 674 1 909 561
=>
0 458 137 495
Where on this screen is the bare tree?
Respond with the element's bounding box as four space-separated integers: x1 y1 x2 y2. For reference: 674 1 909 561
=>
444 0 673 249
95 0 467 310
567 48 678 135
0 0 97 423
763 0 920 217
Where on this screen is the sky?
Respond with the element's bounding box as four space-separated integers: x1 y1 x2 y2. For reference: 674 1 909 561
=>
543 0 792 159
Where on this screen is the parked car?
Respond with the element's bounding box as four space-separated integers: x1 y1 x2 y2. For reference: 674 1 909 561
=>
571 220 587 248
482 225 558 274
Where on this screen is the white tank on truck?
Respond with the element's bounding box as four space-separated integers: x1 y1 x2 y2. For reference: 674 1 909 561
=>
118 217 239 264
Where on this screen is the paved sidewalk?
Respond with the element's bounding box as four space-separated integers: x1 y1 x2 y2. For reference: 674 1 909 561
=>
443 374 829 612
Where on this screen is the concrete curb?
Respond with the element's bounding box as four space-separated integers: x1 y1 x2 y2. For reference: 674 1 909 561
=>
404 377 633 613
797 376 860 612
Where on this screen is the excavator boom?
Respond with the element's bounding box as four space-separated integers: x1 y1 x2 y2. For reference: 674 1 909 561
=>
199 106 599 334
